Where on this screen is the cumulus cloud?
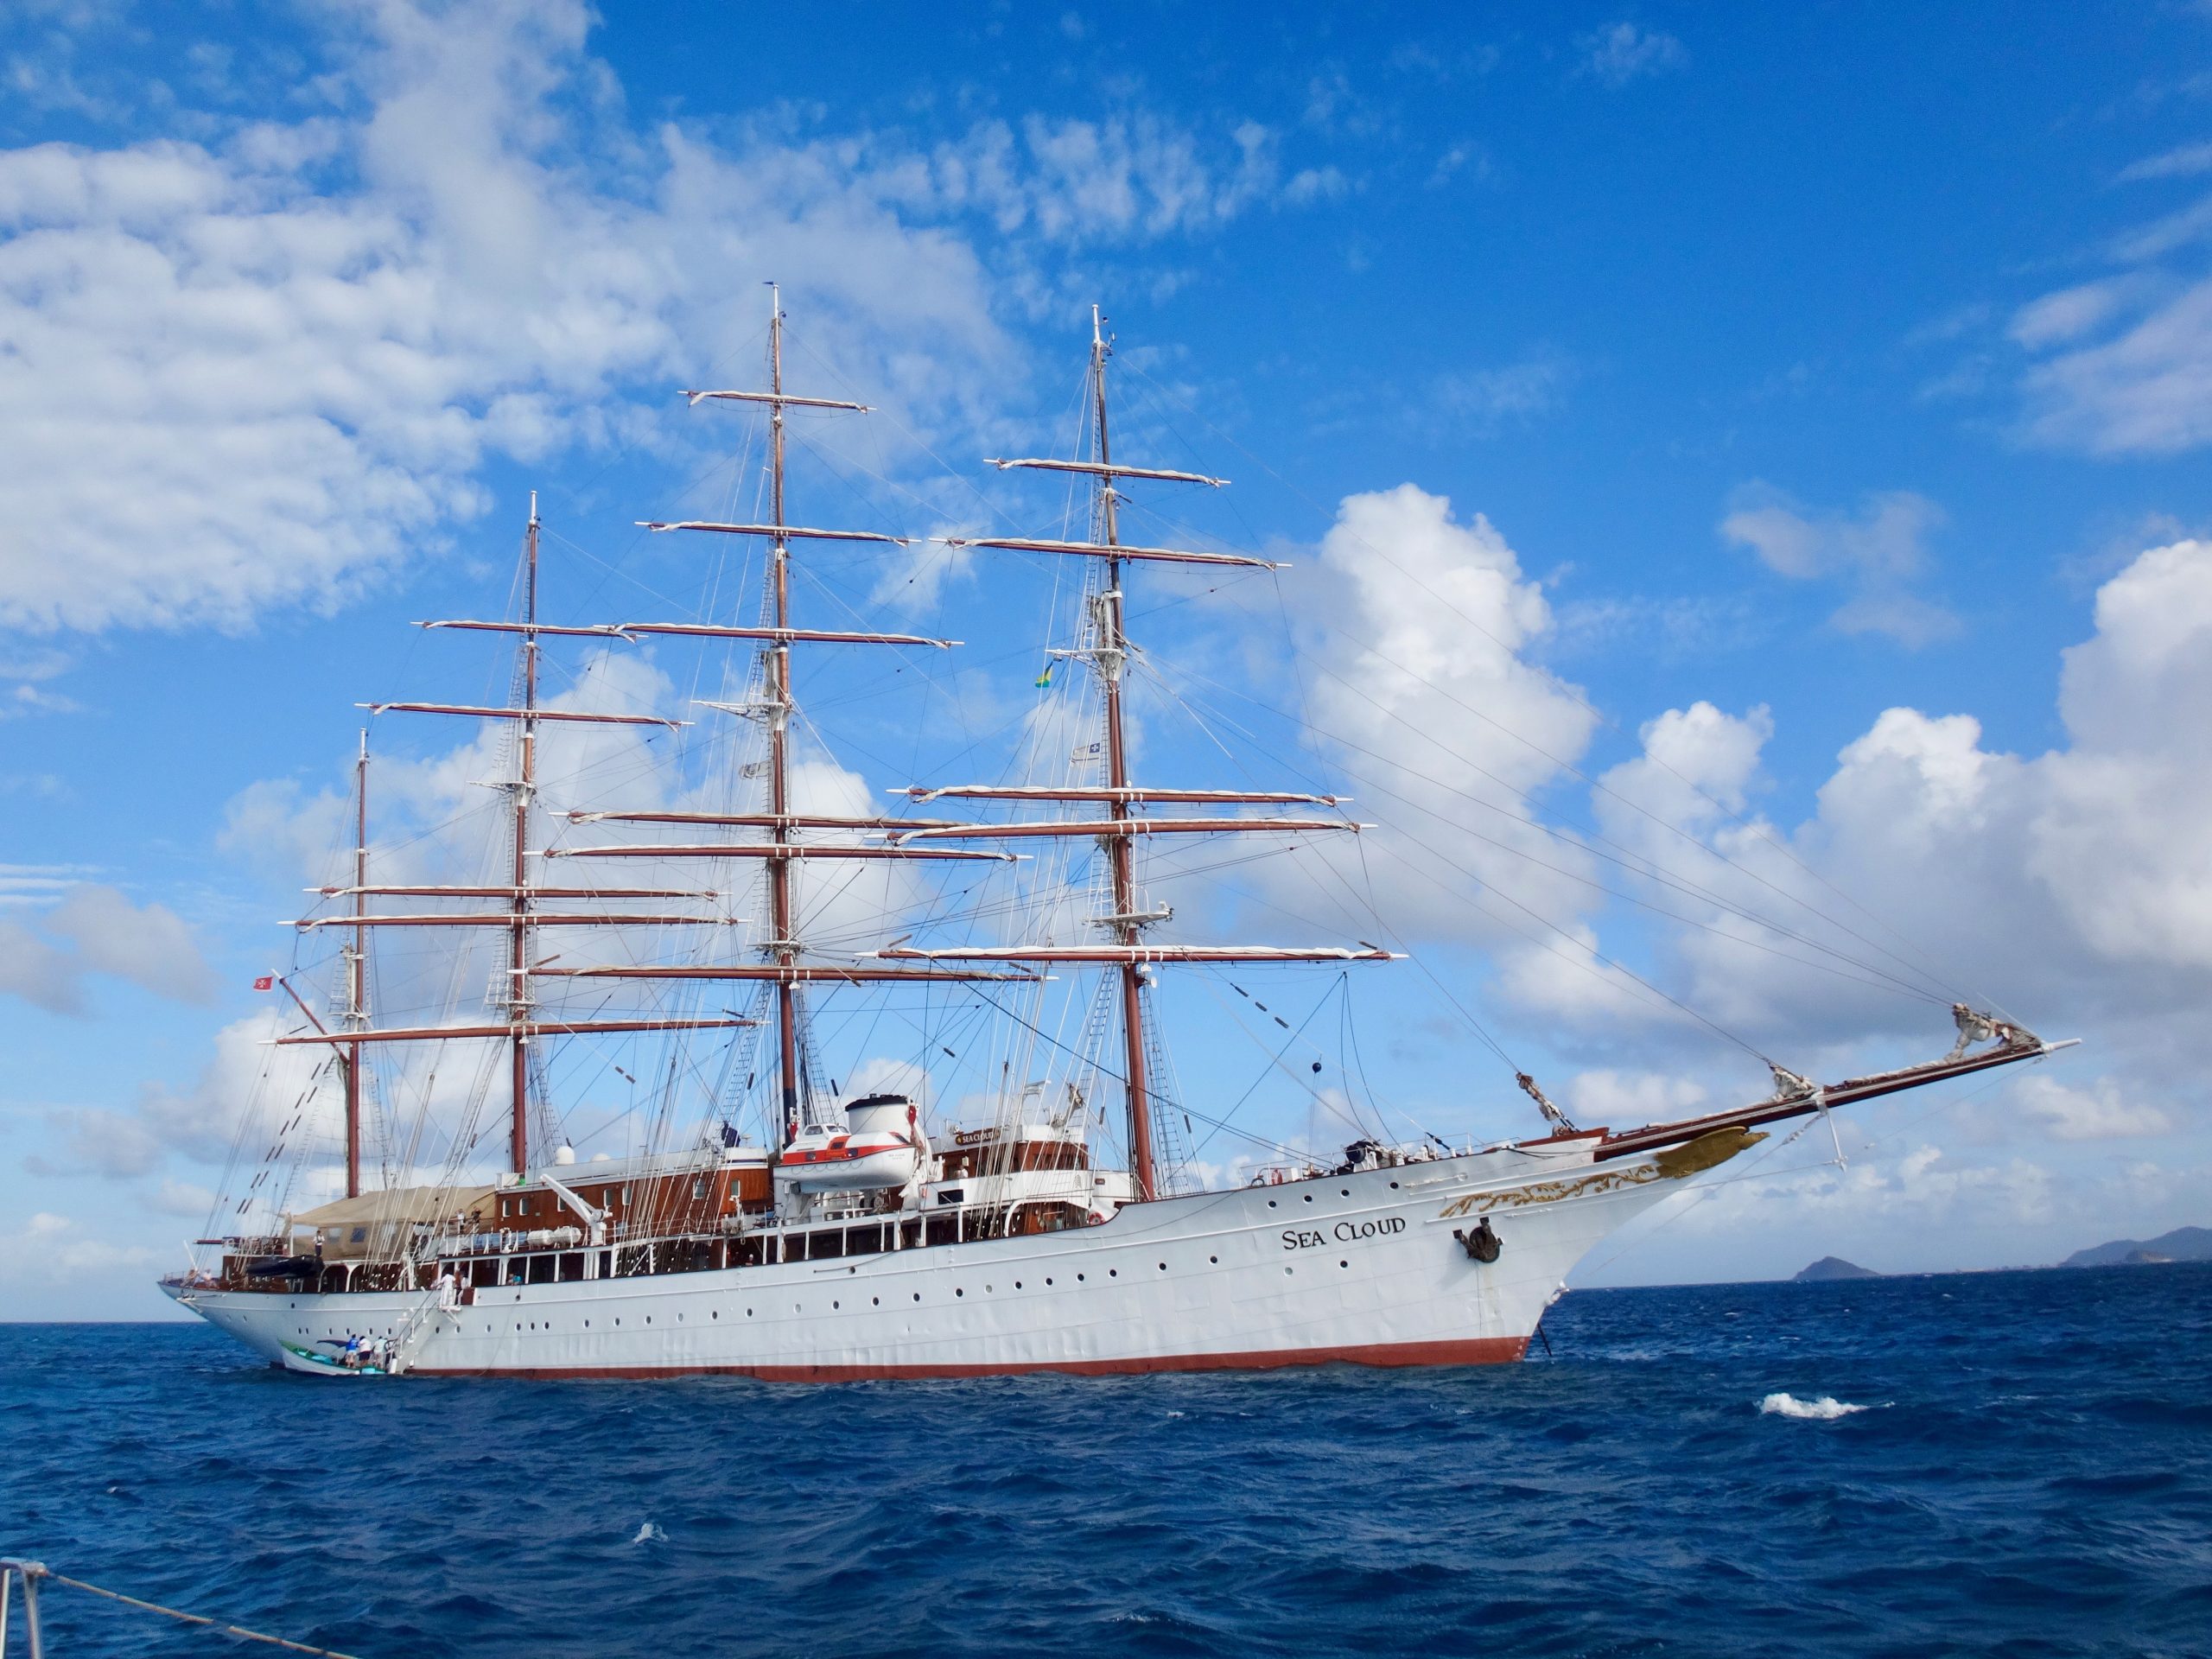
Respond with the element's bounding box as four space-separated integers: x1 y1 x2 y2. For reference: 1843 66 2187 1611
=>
1256 484 1602 954
1720 485 1959 645
0 0 1337 640
45 882 219 1003
0 1211 156 1284
1578 23 1688 88
1566 1067 1709 1125
2008 1073 2171 1141
1518 537 2212 1135
0 881 216 1014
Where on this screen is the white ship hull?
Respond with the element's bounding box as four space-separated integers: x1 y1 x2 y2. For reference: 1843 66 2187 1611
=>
167 1135 1713 1379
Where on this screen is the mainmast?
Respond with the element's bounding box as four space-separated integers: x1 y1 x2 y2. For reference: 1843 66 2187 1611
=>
1087 308 1159 1199
509 492 541 1175
765 287 801 1138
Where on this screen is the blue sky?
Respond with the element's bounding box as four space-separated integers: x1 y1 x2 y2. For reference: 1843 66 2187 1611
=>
5 1 2212 1316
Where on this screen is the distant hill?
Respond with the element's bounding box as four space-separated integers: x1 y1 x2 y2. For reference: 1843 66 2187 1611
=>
2062 1226 2212 1268
1796 1255 1879 1282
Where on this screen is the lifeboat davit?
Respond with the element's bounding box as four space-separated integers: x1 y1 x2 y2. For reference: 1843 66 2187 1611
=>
780 1093 926 1191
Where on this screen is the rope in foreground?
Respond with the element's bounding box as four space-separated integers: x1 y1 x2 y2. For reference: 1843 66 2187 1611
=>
1 1560 362 1659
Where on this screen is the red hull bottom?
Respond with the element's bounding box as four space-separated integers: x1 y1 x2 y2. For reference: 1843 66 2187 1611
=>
410 1334 1530 1382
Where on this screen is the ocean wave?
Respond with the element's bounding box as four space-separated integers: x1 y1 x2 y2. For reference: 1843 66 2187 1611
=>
1760 1391 1871 1420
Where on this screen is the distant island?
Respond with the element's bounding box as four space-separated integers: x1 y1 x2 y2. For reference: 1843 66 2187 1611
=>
1795 1256 1880 1282
2062 1225 2212 1268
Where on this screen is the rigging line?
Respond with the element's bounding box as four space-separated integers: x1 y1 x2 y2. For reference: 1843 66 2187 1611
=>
1132 655 1890 1059
784 328 1020 532
1581 1061 2021 1281
1116 352 1976 1002
1125 643 1886 995
1363 831 1777 1063
966 980 1319 1168
1189 971 1371 1154
1140 641 1952 1004
1266 598 1961 1001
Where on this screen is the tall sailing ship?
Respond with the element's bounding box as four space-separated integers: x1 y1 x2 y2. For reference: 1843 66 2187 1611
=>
164 296 2062 1378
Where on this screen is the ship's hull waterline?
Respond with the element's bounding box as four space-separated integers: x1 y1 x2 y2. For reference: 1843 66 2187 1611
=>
168 1135 1739 1380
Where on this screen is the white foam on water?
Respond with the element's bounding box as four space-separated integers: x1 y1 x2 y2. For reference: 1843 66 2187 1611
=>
633 1521 666 1544
1759 1391 1871 1420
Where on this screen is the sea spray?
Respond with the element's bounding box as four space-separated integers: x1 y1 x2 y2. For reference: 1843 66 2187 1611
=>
1760 1391 1871 1420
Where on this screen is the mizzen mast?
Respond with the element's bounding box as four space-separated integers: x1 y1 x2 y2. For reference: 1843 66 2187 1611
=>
893 308 1394 1202
343 729 368 1198
507 491 542 1176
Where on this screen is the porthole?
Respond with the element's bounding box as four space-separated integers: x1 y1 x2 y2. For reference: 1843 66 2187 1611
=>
1077 1273 1086 1282
1046 1277 1054 1286
1157 1262 1166 1271
872 1296 880 1306
912 1293 921 1303
1109 1268 1118 1278
1340 1188 1351 1197
747 1307 754 1317
985 1285 994 1293
1389 1181 1400 1190
1267 1199 1277 1209
1014 1281 1022 1290
1339 1260 1349 1268
584 1319 591 1328
832 1300 840 1310
1284 1266 1294 1276
613 1317 620 1326
711 1310 719 1320
1303 1194 1314 1204
956 1287 964 1298
1209 1255 1218 1264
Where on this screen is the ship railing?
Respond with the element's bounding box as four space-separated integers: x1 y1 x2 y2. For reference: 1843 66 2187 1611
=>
2 1557 364 1658
2 1556 46 1658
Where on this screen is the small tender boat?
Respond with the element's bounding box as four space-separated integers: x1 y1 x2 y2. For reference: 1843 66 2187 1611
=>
277 1338 394 1376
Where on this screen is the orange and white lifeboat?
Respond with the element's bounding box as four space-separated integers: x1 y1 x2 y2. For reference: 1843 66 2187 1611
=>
780 1093 926 1191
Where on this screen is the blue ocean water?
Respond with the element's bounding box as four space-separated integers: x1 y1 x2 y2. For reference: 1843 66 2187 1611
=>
3 1265 2209 1658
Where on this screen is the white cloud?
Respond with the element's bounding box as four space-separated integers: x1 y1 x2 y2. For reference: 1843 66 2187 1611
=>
1260 485 1602 956
2118 141 2212 184
1566 1067 1709 1126
0 881 216 1014
2009 1073 2171 1141
1524 537 2212 1122
1578 23 1688 88
2010 143 2212 454
0 1211 156 1283
1431 352 1575 435
45 882 218 1003
1282 166 1349 206
1719 486 1959 645
0 3 1338 640
0 915 84 1013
